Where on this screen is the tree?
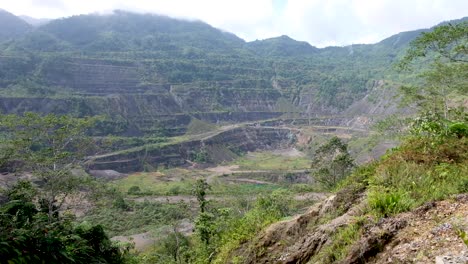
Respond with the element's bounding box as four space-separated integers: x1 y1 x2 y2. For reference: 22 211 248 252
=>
311 137 354 189
0 113 134 263
193 178 211 213
193 179 214 246
0 180 128 263
399 22 467 67
0 112 96 222
398 21 468 136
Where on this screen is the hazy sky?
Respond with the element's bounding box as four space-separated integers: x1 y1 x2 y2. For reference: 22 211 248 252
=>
2 0 467 47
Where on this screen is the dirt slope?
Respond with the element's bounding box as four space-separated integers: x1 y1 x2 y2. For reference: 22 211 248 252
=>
231 190 468 264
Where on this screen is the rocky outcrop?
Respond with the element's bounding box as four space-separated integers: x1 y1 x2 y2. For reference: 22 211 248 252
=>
227 192 468 264
231 183 366 264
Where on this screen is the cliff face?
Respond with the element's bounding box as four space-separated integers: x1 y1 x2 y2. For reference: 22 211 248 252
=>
0 55 292 136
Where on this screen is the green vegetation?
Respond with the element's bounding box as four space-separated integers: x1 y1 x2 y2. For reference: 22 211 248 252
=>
212 190 293 263
161 18 467 264
210 182 283 196
234 151 310 171
82 200 190 237
127 185 141 195
0 113 131 263
457 229 468 246
0 10 446 130
0 181 127 263
311 219 366 263
0 9 32 42
186 118 217 135
368 188 414 217
368 135 467 212
302 20 468 262
0 112 97 220
0 9 466 264
311 136 355 189
113 171 196 195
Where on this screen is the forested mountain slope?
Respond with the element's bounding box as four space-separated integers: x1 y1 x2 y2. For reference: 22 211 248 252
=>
0 10 465 138
0 9 32 42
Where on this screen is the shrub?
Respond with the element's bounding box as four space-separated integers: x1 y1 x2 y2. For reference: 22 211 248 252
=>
368 188 414 218
314 220 365 263
448 122 468 138
0 181 127 264
128 185 141 195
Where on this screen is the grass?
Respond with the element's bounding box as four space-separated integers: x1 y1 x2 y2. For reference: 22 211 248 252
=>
311 219 365 264
368 188 414 217
113 168 293 198
185 117 217 135
303 134 467 262
210 182 283 195
366 136 468 216
111 170 200 195
233 151 311 171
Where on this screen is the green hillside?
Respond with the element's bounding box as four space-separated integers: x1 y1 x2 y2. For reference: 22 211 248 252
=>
0 9 466 264
0 11 465 140
0 9 32 42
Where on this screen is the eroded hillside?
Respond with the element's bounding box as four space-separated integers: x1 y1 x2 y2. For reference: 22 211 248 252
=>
218 135 468 264
0 10 429 142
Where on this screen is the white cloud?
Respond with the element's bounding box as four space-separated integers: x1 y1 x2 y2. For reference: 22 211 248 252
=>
1 0 467 47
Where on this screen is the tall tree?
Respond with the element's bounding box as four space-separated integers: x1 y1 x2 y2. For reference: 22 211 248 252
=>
311 136 354 189
0 113 131 263
399 22 467 66
193 178 211 213
0 112 96 221
398 22 467 133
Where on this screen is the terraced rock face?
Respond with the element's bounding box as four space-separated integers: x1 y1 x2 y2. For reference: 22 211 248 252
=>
0 56 290 136
0 55 400 137
0 11 435 171
88 126 296 173
0 11 433 138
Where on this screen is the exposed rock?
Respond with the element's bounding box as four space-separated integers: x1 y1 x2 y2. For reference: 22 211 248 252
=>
367 195 468 264
227 191 468 264
88 126 297 173
89 170 127 180
435 254 468 264
231 188 365 264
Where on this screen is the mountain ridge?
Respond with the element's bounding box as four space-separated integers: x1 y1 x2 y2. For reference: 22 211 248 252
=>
0 9 32 42
1 9 467 50
0 10 463 140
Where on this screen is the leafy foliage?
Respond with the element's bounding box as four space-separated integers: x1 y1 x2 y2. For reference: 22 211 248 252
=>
311 136 355 189
0 112 97 220
193 179 211 213
82 200 190 237
207 190 293 263
398 21 467 128
368 188 414 217
0 113 134 263
399 21 468 67
0 181 128 264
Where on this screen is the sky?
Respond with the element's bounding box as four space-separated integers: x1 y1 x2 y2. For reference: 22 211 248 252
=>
1 0 467 47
